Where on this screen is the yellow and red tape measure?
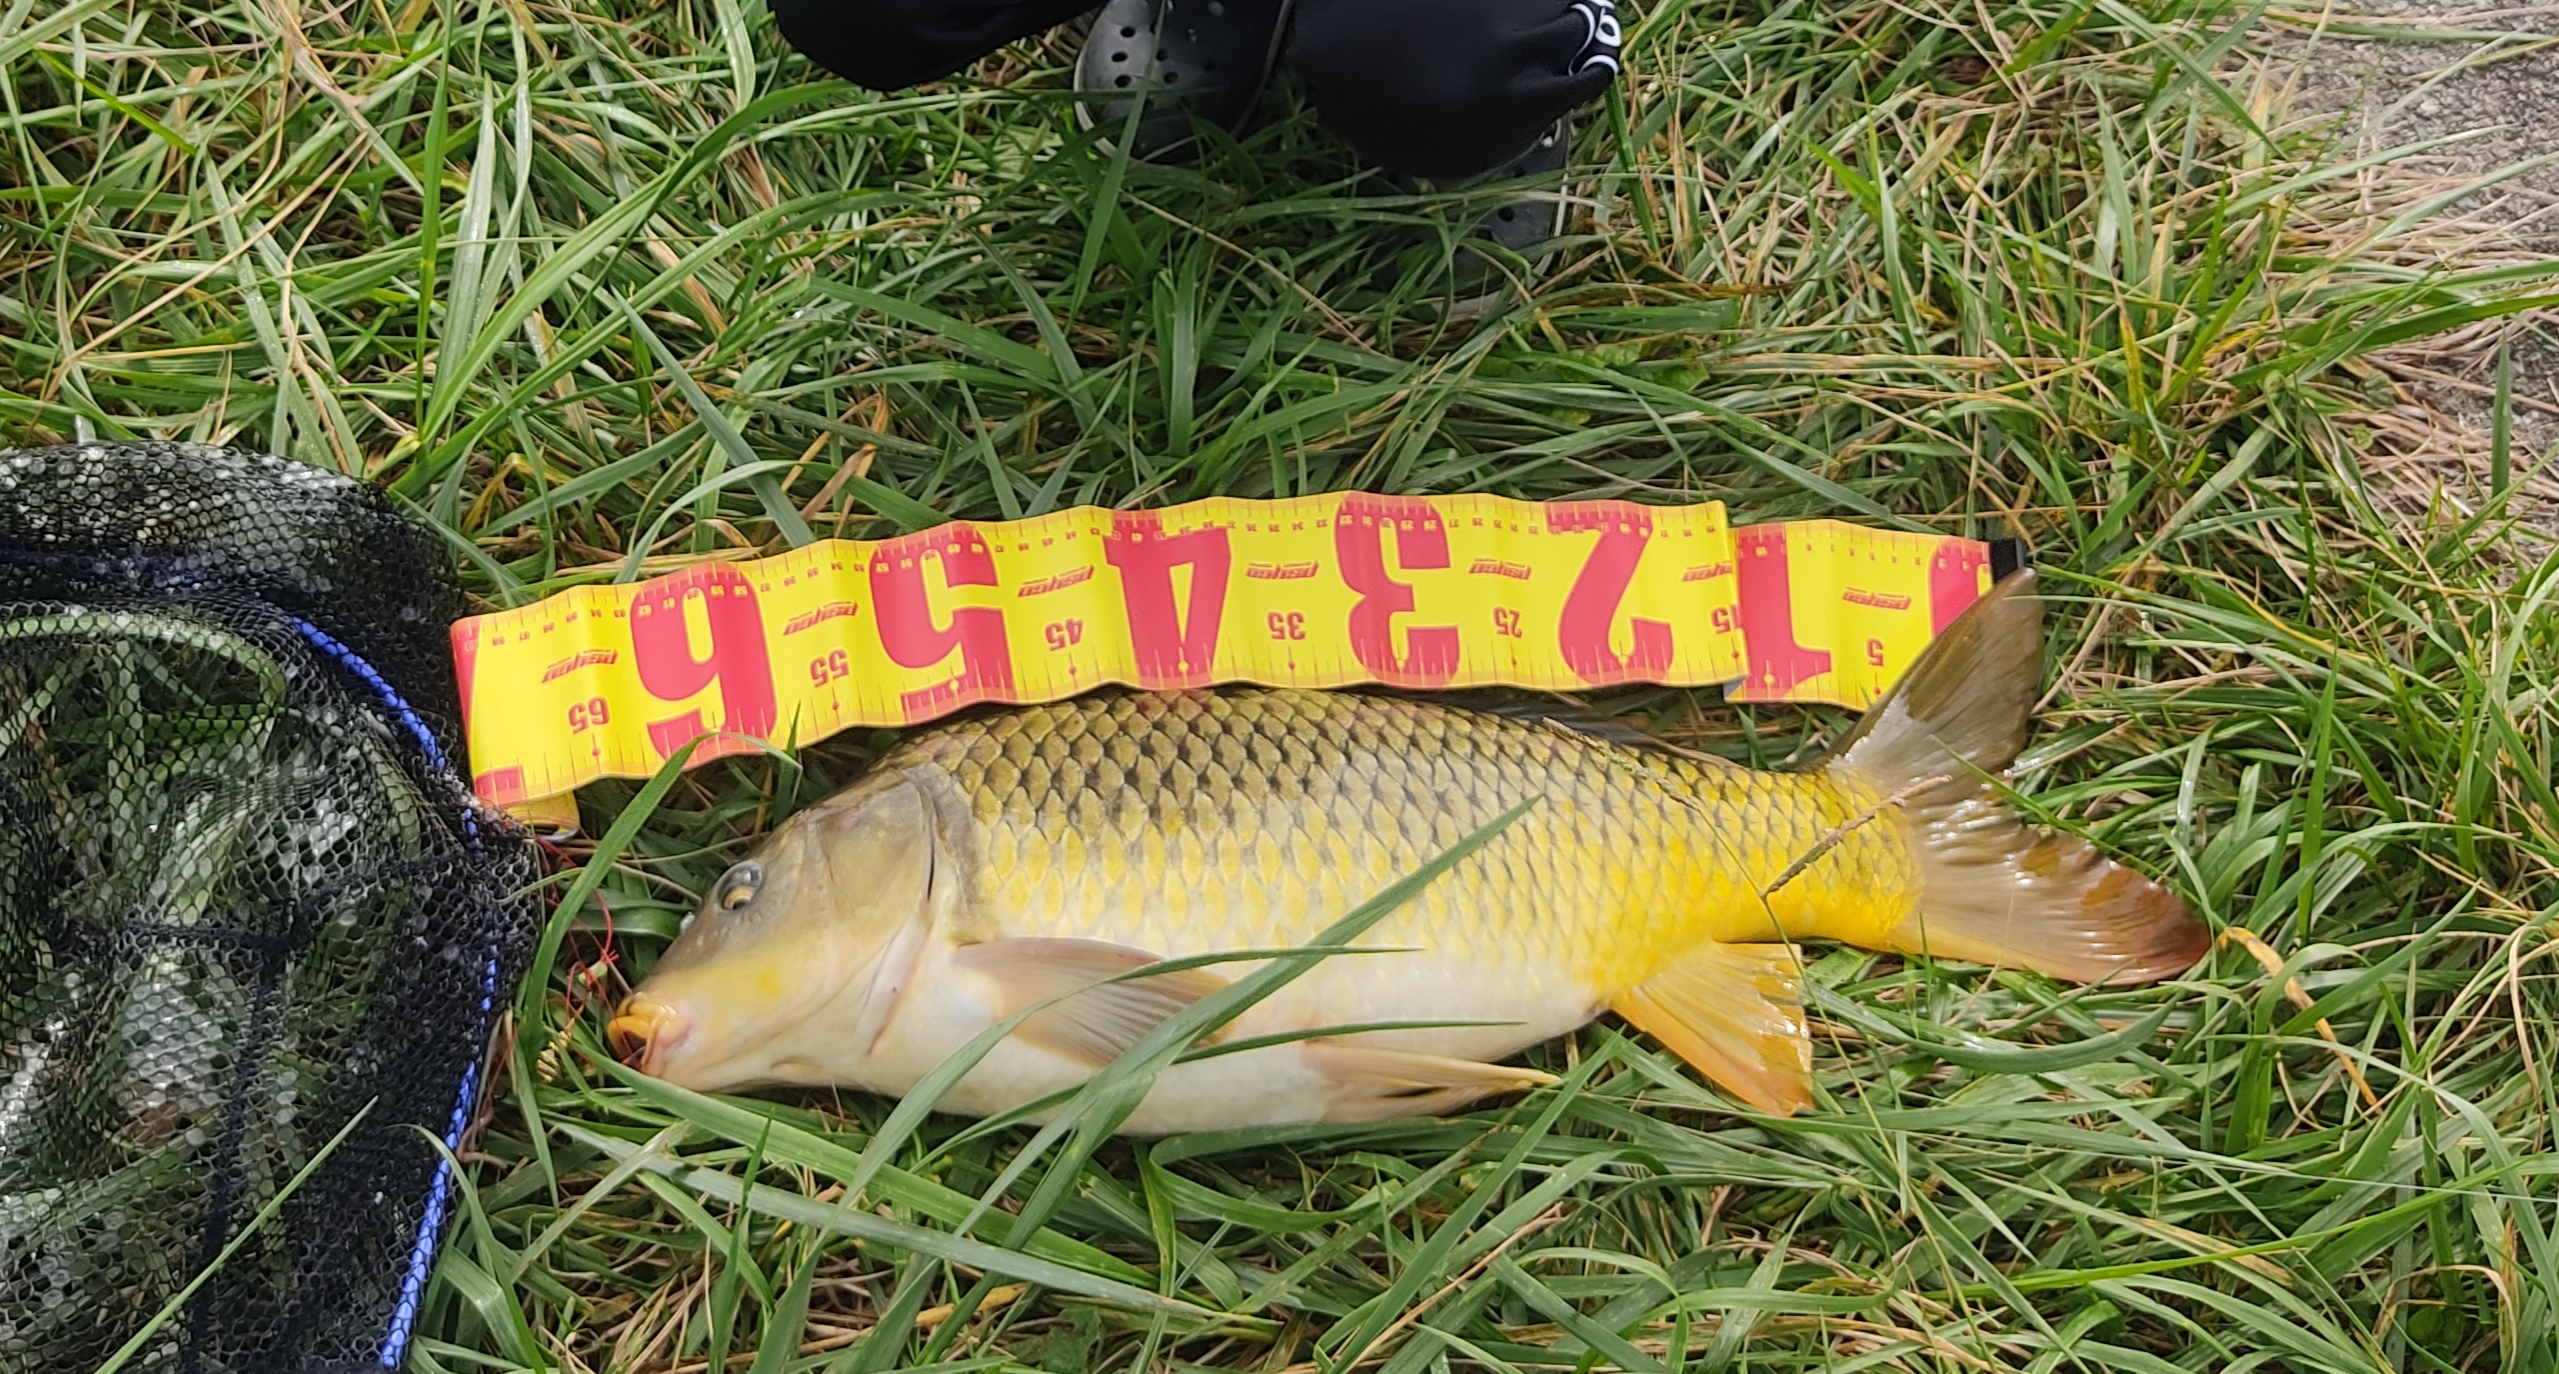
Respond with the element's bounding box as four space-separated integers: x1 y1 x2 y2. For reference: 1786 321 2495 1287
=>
456 494 2010 825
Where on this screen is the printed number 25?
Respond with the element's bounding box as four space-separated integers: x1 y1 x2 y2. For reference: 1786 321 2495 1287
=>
1491 608 1525 639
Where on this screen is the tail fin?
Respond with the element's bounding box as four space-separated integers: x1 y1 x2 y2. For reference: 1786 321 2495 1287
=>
1829 571 2208 985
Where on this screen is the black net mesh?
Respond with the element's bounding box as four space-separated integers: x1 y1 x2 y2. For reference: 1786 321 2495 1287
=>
0 442 538 1373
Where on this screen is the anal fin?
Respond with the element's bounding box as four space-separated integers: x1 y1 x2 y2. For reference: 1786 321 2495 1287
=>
955 938 1228 1068
1305 1045 1557 1122
1611 941 1814 1115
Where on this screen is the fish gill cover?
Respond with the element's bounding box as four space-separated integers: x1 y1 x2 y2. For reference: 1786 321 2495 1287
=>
0 442 539 1372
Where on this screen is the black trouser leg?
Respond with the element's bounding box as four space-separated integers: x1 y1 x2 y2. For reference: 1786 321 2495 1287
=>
1285 0 1622 180
772 0 1102 90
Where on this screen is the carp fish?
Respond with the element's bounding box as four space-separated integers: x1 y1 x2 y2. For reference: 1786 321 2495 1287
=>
609 571 2206 1132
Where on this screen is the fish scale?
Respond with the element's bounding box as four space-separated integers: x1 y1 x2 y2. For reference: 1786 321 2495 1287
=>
897 688 1913 1002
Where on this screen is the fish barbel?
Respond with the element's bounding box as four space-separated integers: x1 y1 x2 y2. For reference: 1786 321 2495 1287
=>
610 572 2206 1131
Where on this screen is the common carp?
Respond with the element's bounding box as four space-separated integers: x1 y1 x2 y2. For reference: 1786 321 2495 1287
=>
609 572 2206 1131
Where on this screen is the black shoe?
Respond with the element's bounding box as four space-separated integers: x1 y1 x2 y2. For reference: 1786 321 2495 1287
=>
1074 0 1292 161
1460 116 1572 265
1373 116 1575 307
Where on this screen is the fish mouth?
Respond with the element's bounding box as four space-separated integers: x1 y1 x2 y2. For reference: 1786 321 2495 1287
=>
607 994 693 1077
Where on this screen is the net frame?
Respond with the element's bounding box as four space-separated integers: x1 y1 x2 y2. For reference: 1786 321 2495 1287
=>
0 442 538 1373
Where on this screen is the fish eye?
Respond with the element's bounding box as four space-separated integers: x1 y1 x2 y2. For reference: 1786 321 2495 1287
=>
715 861 763 913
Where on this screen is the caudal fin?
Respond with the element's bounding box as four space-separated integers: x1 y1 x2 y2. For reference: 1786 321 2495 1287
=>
1829 571 2209 985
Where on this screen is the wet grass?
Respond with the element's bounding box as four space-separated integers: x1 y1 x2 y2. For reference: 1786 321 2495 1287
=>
9 0 2559 1370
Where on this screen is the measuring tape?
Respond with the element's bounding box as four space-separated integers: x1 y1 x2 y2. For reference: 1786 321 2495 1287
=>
456 494 2014 826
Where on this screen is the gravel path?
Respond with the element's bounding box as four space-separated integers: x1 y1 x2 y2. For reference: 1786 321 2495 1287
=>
2282 2 2559 467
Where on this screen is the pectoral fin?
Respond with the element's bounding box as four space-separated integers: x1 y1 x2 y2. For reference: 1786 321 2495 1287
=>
1306 1045 1557 1122
954 938 1227 1068
1611 942 1814 1115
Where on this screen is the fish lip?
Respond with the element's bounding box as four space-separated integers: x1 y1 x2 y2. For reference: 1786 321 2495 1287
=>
608 996 693 1078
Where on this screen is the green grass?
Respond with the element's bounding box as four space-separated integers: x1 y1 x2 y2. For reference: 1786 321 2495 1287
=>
10 0 2559 1370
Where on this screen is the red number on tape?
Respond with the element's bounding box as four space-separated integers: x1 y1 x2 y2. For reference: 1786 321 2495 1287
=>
870 527 1016 720
1550 505 1674 685
1735 527 1831 694
1107 513 1231 689
1337 495 1458 688
632 566 779 759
